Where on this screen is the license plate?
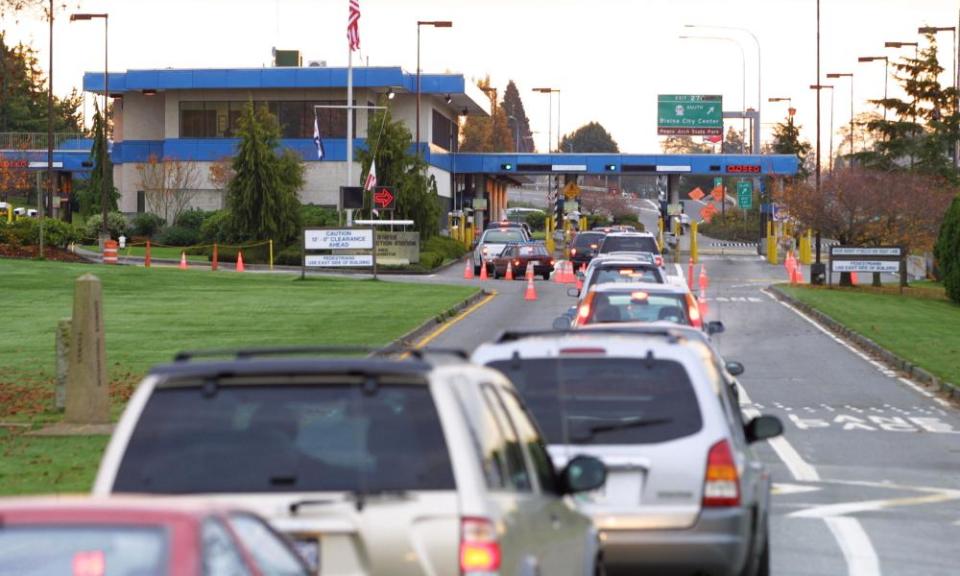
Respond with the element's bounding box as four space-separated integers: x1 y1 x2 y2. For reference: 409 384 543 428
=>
291 537 321 573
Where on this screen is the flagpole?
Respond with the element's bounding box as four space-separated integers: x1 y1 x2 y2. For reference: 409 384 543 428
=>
346 44 354 227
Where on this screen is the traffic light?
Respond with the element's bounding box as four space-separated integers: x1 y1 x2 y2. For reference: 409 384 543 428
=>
500 163 513 171
604 164 617 172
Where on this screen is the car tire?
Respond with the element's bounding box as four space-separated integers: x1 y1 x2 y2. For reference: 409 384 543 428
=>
593 554 607 576
474 265 481 276
542 272 551 281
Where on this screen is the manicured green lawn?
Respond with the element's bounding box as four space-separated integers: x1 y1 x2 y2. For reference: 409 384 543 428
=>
0 258 477 494
780 284 960 385
81 244 207 262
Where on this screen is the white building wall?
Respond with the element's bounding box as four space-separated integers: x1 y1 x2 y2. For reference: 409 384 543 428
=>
119 93 165 141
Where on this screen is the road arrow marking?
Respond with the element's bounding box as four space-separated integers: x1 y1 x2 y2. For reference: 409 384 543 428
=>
773 483 823 496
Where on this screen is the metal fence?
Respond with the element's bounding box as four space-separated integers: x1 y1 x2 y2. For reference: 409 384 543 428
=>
0 133 88 150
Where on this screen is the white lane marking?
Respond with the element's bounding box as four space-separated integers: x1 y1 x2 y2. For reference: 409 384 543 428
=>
774 482 823 496
824 517 882 576
791 491 960 519
643 199 658 211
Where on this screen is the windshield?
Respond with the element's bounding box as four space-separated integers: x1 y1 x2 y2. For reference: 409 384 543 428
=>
483 230 526 243
0 525 168 576
113 383 455 494
487 358 702 445
585 291 689 324
589 266 664 288
599 236 660 254
573 233 605 248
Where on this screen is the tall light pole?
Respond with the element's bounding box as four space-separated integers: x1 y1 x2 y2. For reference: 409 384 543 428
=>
858 56 889 122
814 0 822 276
811 84 835 171
533 87 559 152
918 25 958 167
685 24 761 153
680 35 746 153
416 20 452 158
826 73 855 158
508 115 520 153
71 12 109 239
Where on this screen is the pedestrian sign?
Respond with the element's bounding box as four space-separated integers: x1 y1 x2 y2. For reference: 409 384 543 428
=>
737 181 753 209
562 181 581 200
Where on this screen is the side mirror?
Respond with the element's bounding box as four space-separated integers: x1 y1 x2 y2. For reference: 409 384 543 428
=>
559 455 607 495
567 287 580 298
552 316 572 330
706 321 725 335
662 245 671 255
725 360 745 376
744 415 783 443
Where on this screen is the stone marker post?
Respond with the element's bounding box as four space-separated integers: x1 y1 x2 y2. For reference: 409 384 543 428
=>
65 274 110 424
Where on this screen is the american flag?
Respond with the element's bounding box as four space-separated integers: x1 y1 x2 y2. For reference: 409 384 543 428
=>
347 0 361 52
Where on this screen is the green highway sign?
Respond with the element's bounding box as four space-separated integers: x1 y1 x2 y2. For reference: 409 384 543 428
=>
737 180 753 209
657 95 723 136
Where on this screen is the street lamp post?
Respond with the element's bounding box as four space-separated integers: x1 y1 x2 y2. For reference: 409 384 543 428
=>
416 20 452 158
71 12 109 240
826 73 855 159
508 115 520 153
858 56 889 122
533 87 559 152
680 35 746 153
918 25 958 167
685 24 761 153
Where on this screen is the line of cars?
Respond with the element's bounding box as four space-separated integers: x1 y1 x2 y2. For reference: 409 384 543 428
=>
0 227 781 576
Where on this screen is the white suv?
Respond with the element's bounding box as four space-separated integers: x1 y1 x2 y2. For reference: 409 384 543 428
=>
93 348 607 576
473 332 782 576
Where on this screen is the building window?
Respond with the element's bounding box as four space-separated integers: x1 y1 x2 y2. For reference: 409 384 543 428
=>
180 100 355 139
137 190 145 213
432 110 454 150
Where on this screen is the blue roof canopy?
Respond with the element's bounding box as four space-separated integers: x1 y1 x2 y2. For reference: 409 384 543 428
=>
440 153 799 176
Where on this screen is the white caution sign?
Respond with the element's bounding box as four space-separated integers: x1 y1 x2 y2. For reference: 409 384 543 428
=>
305 254 374 268
305 229 373 250
831 260 901 273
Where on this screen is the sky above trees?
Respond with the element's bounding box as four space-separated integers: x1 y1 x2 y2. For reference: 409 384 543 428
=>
4 0 958 154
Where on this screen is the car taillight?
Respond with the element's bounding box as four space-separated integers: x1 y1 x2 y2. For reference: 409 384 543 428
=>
655 255 664 267
460 517 500 574
73 551 105 576
688 295 703 328
574 303 591 326
703 440 740 507
571 248 577 256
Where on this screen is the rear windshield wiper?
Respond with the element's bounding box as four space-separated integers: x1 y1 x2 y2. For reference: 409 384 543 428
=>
568 416 673 443
289 490 412 514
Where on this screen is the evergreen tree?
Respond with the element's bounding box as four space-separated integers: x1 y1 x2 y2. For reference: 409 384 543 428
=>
721 126 745 154
771 115 812 180
0 33 82 133
661 135 713 154
357 99 440 239
458 76 514 153
559 121 619 153
935 194 960 303
502 80 534 152
76 100 118 217
863 32 959 180
225 101 304 245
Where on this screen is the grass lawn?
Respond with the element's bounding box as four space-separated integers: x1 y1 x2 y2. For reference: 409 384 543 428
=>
81 244 207 262
780 284 960 385
0 429 109 495
0 258 477 494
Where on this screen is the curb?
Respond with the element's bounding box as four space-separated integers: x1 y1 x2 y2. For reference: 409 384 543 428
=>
768 285 960 404
384 288 492 351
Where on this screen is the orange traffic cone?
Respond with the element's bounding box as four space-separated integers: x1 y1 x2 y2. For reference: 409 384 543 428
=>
850 271 858 286
794 263 803 284
524 274 538 301
687 258 695 291
179 251 188 270
236 251 245 273
463 258 474 279
212 243 219 271
479 259 488 281
565 261 576 284
698 292 709 318
553 261 563 283
144 240 151 269
526 261 534 281
505 261 514 281
698 264 709 293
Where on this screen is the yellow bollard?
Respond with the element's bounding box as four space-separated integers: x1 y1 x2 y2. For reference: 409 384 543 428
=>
766 221 779 265
269 239 274 271
658 218 665 253
690 221 699 264
580 216 588 232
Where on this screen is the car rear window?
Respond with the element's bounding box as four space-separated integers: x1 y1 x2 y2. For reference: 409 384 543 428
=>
113 382 456 493
573 233 605 248
483 230 525 243
599 236 660 254
487 358 702 445
0 525 168 576
586 291 688 324
590 266 664 287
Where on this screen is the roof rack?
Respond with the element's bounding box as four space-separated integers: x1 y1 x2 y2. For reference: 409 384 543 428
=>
173 345 468 363
493 327 687 344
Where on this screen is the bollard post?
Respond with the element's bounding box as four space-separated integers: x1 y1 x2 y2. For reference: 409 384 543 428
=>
65 274 110 424
55 318 71 411
212 243 219 271
269 239 274 271
144 240 151 268
690 221 699 264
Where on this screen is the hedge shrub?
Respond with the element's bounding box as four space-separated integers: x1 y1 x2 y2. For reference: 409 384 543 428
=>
525 211 546 232
84 212 129 240
418 251 444 269
175 209 212 231
156 225 200 247
130 213 166 238
423 236 466 260
935 195 960 304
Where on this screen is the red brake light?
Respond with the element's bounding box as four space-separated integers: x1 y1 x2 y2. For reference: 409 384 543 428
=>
571 248 577 256
460 517 500 574
560 347 607 355
630 291 649 301
514 260 521 266
687 295 702 328
589 243 598 249
73 551 106 576
655 255 664 267
703 440 740 507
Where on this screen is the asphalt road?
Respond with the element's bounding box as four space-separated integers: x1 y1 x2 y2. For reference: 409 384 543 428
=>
408 253 960 576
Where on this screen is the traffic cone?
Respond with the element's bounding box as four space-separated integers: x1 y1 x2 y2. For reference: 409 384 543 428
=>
698 289 709 318
565 262 576 284
463 258 474 279
505 261 514 281
687 258 695 291
479 259 488 281
850 271 858 286
144 240 151 269
179 251 188 270
794 262 803 284
699 264 709 293
526 261 534 281
553 261 563 283
524 274 538 301
236 251 245 273
212 243 219 271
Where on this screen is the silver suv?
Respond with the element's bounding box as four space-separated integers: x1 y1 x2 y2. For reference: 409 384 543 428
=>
93 348 607 576
473 332 782 576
